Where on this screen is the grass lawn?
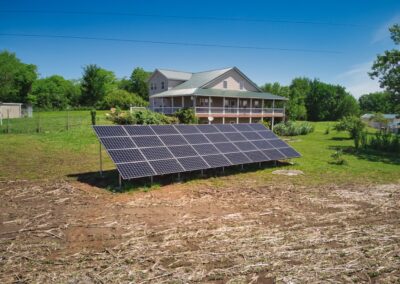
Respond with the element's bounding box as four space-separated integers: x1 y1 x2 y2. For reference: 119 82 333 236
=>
0 113 399 188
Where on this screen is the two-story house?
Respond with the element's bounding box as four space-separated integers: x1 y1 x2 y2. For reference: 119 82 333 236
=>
148 67 287 126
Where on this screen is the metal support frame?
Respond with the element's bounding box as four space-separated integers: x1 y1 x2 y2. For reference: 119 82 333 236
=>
272 100 275 130
99 142 103 177
222 166 225 174
241 164 244 170
118 174 122 189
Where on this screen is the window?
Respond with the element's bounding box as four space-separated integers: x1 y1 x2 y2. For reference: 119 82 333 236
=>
223 80 228 89
154 83 157 90
254 100 259 107
161 81 165 89
199 98 209 107
150 83 153 90
240 81 244 90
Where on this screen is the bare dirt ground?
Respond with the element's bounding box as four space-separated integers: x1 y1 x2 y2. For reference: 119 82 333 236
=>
0 179 399 283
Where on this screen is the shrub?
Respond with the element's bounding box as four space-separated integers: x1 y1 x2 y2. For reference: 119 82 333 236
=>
107 108 178 125
369 132 400 153
174 108 198 124
329 149 347 165
324 124 330 135
101 89 148 110
273 121 314 136
334 116 366 149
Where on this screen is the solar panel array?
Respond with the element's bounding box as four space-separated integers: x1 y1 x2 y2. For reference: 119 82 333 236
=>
93 123 301 179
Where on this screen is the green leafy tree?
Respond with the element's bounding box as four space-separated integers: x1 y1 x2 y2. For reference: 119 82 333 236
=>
359 92 393 113
369 24 400 112
80 64 116 106
30 75 81 109
288 78 311 120
0 51 37 103
130 67 150 100
174 108 198 124
101 89 148 109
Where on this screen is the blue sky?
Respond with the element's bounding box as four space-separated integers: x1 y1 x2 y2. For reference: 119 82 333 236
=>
1 0 399 98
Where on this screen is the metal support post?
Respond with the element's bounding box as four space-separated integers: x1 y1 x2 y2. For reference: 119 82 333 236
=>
118 174 122 189
241 164 244 170
222 167 225 174
150 176 153 185
259 162 261 168
201 169 204 176
99 142 103 176
177 172 181 181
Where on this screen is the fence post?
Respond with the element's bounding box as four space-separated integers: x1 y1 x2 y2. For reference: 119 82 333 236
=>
6 109 10 133
66 109 70 131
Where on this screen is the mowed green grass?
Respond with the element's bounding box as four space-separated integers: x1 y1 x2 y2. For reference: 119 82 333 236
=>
0 113 399 187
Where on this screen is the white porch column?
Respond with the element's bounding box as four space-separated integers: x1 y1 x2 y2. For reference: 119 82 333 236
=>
250 98 253 123
222 117 225 124
171 97 174 113
182 96 184 108
237 98 240 124
262 99 264 118
223 97 225 115
272 100 275 130
208 96 211 115
161 98 164 114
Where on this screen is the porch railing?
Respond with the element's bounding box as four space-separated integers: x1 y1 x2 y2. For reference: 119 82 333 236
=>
150 106 285 115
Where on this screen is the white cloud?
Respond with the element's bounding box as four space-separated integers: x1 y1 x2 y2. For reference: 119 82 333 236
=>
372 14 400 44
336 61 382 98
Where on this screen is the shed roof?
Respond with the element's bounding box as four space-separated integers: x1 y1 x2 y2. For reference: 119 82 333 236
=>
361 113 399 120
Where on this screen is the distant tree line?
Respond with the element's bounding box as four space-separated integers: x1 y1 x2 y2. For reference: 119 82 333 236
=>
0 51 149 110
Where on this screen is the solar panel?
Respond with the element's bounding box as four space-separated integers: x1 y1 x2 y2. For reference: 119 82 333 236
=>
178 157 209 171
192 144 220 155
159 135 188 146
141 147 173 160
100 137 136 150
214 142 239 153
168 145 197 157
109 149 145 163
93 123 300 180
150 159 183 175
183 134 209 144
124 125 155 136
202 154 232 167
174 124 200 134
205 133 229 143
117 162 155 179
94 126 127 137
131 136 163 147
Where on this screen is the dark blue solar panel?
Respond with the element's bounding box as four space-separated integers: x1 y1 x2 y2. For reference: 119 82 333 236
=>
100 137 136 149
278 147 301 158
225 152 251 164
183 134 209 144
159 135 187 146
178 156 209 171
214 142 239 153
202 154 231 167
224 132 247 142
195 124 219 133
141 147 173 160
131 136 163 147
109 149 145 163
269 139 288 148
234 141 257 151
244 150 269 162
241 131 263 140
214 124 236 133
168 145 197 157
192 144 220 155
205 133 229 143
257 131 277 139
232 124 252 132
117 162 155 179
263 149 286 160
124 125 155 136
174 124 200 134
248 123 267 131
94 126 127 137
151 125 179 135
252 140 274 150
150 159 184 175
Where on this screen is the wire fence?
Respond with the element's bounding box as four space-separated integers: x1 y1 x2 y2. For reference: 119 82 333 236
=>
0 111 111 134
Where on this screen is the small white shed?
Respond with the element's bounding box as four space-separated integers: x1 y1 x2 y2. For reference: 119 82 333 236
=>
0 103 23 119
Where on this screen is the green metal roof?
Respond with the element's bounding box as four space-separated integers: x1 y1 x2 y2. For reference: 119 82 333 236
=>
150 88 287 100
157 69 192 81
173 67 233 89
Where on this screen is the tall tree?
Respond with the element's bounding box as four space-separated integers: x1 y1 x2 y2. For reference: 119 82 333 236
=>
80 64 116 106
359 92 393 113
130 67 150 100
369 24 400 113
0 51 37 103
288 78 310 120
30 75 81 109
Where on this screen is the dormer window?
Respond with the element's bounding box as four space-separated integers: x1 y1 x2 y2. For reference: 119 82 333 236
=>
223 80 228 89
161 81 165 89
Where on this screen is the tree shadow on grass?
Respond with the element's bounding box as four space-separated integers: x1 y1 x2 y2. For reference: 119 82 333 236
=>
330 136 353 141
68 160 292 193
328 145 400 165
